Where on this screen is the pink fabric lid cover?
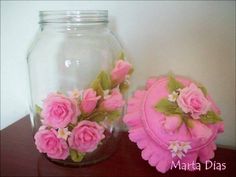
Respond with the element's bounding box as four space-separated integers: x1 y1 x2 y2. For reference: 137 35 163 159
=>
123 75 224 173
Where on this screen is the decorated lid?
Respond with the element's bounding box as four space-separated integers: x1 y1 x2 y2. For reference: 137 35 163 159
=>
123 75 224 173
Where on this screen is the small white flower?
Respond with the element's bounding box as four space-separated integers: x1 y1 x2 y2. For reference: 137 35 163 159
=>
179 142 191 153
57 127 71 140
168 141 191 159
68 89 82 99
168 91 179 102
124 79 130 86
168 141 180 152
173 150 185 159
177 88 182 92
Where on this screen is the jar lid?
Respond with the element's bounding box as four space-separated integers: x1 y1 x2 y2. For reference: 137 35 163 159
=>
124 75 224 173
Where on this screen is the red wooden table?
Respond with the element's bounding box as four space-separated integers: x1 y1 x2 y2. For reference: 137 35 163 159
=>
1 116 236 177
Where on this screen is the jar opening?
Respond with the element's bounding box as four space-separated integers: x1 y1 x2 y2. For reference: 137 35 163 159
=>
39 10 108 24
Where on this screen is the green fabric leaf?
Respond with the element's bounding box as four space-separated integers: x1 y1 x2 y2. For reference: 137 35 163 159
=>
70 149 85 162
89 111 106 122
97 71 111 90
35 104 42 114
155 99 183 115
198 84 208 96
200 111 222 124
68 123 75 131
182 115 194 128
167 75 184 93
107 110 121 121
91 79 104 97
91 71 111 92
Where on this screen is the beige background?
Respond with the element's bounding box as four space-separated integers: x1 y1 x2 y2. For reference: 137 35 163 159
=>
1 1 235 148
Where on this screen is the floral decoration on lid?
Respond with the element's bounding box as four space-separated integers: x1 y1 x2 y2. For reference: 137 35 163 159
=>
123 74 224 173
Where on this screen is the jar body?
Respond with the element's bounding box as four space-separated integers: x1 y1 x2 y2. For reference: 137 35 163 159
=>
28 11 132 165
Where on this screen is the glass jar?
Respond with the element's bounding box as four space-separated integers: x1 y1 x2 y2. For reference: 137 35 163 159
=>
27 10 133 166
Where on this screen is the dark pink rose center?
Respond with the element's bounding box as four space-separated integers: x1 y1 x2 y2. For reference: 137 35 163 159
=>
45 137 58 149
84 132 93 141
190 97 202 111
74 127 97 144
51 103 69 119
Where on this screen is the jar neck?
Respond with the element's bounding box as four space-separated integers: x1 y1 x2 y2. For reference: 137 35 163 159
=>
39 10 109 32
40 23 109 32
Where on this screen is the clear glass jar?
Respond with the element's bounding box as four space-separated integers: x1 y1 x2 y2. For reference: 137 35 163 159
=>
27 10 133 166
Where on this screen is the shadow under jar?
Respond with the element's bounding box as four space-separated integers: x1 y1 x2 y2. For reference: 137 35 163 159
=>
27 10 133 166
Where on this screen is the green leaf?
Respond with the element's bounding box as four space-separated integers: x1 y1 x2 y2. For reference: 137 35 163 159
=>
68 123 76 131
91 78 104 97
35 104 42 114
70 149 85 162
155 99 183 115
107 110 121 121
198 84 208 96
98 71 111 90
182 115 194 128
200 111 222 124
91 71 111 92
119 81 129 94
89 111 106 122
167 74 184 93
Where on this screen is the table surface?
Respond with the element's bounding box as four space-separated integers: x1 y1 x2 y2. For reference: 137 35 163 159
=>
1 116 236 177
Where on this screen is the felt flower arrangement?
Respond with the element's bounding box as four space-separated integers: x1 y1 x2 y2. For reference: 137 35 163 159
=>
124 74 224 173
155 75 222 138
34 54 133 162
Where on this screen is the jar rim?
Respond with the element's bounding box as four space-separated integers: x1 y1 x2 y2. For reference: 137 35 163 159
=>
39 10 108 24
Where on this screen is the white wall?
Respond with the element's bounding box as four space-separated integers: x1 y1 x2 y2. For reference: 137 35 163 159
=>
1 1 235 147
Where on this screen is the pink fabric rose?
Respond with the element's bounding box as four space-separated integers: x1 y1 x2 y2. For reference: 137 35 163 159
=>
80 88 101 114
42 93 80 128
177 83 210 119
68 120 105 153
101 89 125 111
111 60 132 84
34 128 69 160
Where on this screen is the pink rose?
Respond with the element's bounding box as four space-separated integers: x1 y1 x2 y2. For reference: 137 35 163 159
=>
34 128 69 160
101 89 125 111
42 93 80 128
80 88 101 114
68 120 105 153
111 60 132 84
177 83 210 119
